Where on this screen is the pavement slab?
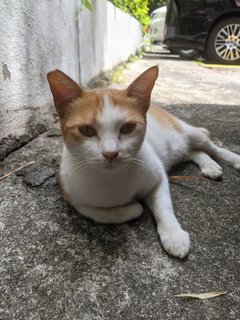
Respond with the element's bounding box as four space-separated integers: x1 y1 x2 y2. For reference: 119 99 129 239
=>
1 55 240 320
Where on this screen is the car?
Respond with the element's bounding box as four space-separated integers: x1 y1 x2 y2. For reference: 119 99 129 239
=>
150 6 167 44
150 6 199 59
163 0 240 64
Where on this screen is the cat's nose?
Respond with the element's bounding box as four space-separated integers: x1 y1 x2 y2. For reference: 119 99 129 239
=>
102 151 119 162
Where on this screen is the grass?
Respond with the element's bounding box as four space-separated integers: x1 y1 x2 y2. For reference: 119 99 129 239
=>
109 55 141 84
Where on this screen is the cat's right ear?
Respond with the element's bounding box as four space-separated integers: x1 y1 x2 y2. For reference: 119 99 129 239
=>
47 70 83 118
126 65 159 113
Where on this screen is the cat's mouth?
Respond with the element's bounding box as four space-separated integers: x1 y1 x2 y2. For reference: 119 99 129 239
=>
103 161 120 169
101 158 127 171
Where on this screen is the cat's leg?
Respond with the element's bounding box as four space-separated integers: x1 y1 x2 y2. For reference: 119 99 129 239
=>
187 151 223 180
189 126 240 170
74 202 143 224
206 141 240 170
146 172 190 259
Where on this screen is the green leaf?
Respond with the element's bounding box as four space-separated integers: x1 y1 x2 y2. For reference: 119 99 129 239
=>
110 0 150 29
83 0 92 11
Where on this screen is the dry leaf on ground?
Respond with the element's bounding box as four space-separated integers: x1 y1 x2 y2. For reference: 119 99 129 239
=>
174 291 227 300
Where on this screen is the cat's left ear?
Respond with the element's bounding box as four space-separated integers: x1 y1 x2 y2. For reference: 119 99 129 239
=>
127 65 159 112
47 69 83 118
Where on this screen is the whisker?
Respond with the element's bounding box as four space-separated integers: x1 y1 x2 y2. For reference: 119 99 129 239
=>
71 162 90 174
130 157 148 170
126 163 135 175
68 161 86 169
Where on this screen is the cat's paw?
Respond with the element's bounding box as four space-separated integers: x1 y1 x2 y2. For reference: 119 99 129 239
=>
113 202 143 223
127 203 143 220
160 228 191 259
233 158 240 170
199 127 210 137
201 164 223 180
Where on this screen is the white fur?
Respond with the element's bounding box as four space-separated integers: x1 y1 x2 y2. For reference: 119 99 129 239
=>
61 94 240 258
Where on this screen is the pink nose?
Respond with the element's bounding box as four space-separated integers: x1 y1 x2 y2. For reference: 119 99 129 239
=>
102 151 119 162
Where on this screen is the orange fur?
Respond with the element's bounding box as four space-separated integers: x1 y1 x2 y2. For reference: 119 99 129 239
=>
60 90 104 147
107 88 146 125
61 90 104 128
60 87 148 148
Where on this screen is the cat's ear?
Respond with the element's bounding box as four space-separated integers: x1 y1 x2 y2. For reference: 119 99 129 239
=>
126 65 159 112
47 70 83 118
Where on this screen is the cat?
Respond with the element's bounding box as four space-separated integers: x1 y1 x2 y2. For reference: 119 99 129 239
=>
47 66 240 259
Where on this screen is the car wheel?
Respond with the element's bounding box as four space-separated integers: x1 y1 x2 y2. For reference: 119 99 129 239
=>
171 48 199 59
206 17 240 64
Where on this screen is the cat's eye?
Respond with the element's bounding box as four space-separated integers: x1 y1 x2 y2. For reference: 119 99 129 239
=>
78 125 97 138
120 122 136 135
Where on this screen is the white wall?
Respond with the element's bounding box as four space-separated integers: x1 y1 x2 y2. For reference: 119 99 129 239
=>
0 0 142 158
0 0 80 111
78 0 142 84
0 0 142 110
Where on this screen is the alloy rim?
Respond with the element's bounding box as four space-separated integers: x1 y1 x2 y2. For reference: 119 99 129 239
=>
215 23 240 61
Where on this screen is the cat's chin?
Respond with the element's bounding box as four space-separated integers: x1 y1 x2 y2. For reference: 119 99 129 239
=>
99 161 128 172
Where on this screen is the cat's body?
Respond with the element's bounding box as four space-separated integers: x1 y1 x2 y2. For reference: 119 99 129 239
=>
48 66 240 258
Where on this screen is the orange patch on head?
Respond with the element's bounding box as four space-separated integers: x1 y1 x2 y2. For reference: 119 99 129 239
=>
60 90 104 147
48 66 159 142
106 88 147 125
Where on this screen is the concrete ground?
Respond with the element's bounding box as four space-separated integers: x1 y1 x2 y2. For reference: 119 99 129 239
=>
1 53 240 320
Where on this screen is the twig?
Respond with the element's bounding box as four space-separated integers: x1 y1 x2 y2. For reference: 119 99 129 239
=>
0 161 36 181
169 175 212 182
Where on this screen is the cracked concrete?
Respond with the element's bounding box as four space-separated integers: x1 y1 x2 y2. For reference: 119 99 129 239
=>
0 54 240 319
0 104 57 161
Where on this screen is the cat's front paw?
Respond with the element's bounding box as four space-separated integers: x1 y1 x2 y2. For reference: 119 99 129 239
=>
160 229 191 259
128 203 143 220
201 164 223 180
233 158 240 170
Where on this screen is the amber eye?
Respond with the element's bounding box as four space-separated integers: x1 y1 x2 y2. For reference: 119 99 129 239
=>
120 122 136 135
79 125 97 138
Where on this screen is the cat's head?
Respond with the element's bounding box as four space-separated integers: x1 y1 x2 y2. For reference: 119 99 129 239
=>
47 66 158 170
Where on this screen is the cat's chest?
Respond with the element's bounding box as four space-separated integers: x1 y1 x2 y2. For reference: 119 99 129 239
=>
62 166 156 208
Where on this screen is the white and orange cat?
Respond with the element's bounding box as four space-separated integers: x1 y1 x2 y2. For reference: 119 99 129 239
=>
47 66 240 258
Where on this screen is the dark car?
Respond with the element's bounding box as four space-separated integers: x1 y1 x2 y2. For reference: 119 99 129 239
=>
163 0 240 64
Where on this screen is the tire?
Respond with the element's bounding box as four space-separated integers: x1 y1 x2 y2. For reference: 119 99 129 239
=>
205 17 240 65
171 48 199 60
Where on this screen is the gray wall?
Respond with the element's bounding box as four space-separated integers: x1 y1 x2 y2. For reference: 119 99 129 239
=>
0 0 142 159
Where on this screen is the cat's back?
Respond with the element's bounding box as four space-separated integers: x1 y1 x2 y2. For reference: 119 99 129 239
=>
145 105 190 169
148 105 183 132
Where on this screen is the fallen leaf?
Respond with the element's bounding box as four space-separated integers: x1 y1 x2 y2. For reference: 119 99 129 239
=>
174 290 227 300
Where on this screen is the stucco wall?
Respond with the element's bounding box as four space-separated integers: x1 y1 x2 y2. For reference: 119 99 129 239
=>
0 0 80 111
78 1 142 84
0 0 142 159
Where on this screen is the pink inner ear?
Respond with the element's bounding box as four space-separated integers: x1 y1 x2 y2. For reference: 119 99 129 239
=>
47 70 83 117
127 66 159 111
